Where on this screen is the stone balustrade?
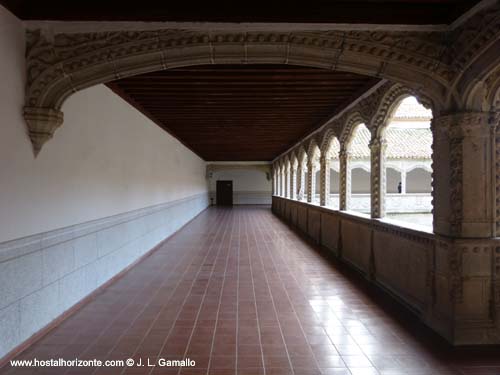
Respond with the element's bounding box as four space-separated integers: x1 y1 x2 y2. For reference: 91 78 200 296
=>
272 195 500 345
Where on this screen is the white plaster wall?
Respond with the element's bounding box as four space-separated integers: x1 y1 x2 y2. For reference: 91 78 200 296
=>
0 5 210 360
407 168 432 193
0 7 207 243
208 169 271 204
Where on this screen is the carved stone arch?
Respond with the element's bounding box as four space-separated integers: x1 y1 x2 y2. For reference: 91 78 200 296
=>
296 145 308 166
319 126 341 159
339 111 367 148
25 28 452 155
461 64 500 113
405 164 433 173
447 2 500 111
351 164 371 173
488 72 500 111
284 155 291 171
371 83 435 139
306 137 321 165
289 150 299 169
385 163 404 173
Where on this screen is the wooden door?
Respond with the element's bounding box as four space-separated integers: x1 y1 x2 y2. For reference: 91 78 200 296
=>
216 180 233 206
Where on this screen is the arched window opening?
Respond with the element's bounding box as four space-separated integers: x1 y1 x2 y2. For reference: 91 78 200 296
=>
330 169 340 193
348 124 371 215
297 153 308 201
290 156 298 200
275 168 279 196
383 96 433 227
386 167 401 193
324 137 340 209
406 168 432 193
307 144 321 204
284 160 291 198
352 168 371 193
329 167 340 209
315 170 321 195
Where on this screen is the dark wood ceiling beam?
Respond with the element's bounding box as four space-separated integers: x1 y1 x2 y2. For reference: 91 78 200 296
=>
124 75 369 82
105 65 381 160
119 81 368 86
0 1 479 25
118 87 366 93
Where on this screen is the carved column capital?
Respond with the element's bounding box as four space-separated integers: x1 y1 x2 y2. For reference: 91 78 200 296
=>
369 137 387 151
432 112 494 139
23 107 64 156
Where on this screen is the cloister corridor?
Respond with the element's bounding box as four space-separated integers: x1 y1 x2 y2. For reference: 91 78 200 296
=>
1 207 498 375
2 1 500 374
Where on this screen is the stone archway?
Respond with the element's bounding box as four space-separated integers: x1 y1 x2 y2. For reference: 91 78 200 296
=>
25 28 452 155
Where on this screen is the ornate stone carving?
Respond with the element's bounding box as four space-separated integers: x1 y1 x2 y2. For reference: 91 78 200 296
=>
450 3 500 74
26 21 487 154
496 122 500 236
306 161 314 203
370 83 437 135
370 137 387 218
432 112 495 237
448 243 464 303
339 146 351 210
495 247 500 321
23 107 64 156
339 111 368 146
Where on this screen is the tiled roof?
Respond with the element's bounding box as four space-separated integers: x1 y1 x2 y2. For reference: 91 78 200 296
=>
392 97 432 119
331 126 432 159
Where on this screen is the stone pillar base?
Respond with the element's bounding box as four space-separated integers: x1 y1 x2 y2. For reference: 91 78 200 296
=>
428 238 500 345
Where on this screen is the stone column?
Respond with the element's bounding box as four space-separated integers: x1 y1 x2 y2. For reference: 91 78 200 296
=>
284 169 289 198
432 112 496 238
290 167 297 200
370 137 387 218
401 170 407 194
339 147 351 210
307 161 316 203
272 171 276 195
320 156 331 206
278 172 282 196
281 171 285 197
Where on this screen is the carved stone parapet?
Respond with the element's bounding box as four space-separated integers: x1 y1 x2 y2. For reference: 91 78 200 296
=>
431 237 500 344
23 107 64 156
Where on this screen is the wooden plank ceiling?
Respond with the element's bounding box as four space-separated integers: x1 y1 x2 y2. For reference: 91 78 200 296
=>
0 0 480 24
107 65 379 161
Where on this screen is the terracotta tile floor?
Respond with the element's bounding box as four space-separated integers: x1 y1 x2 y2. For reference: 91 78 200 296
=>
2 207 500 375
